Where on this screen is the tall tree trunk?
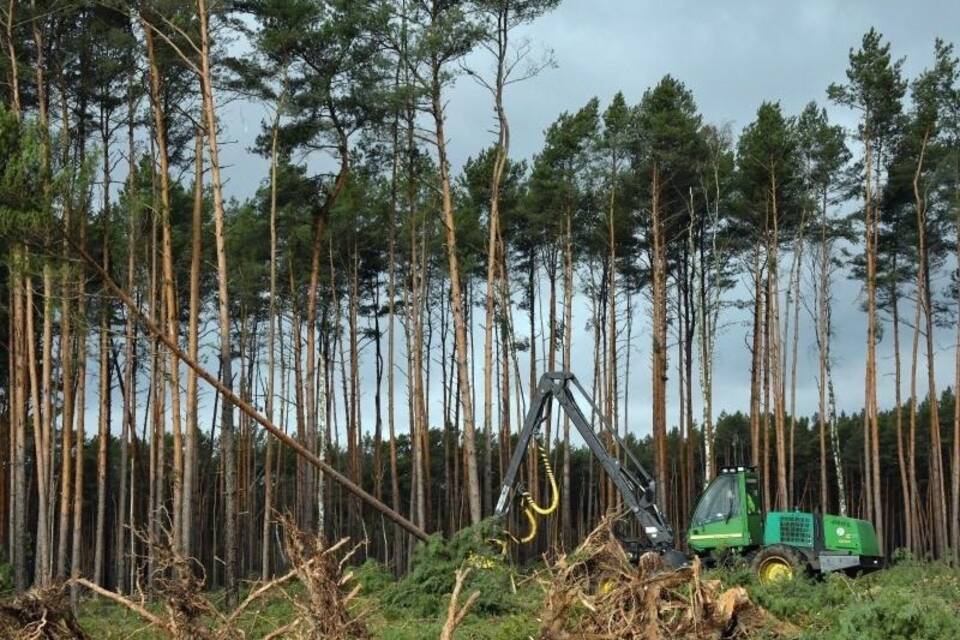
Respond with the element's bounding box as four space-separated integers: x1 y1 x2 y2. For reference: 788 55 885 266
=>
70 219 88 606
749 247 763 471
12 251 27 590
561 210 573 545
93 120 112 587
914 132 947 557
696 174 721 485
26 271 49 588
197 0 237 603
387 69 402 569
430 53 481 526
786 221 804 507
481 6 510 522
57 222 74 581
762 274 771 514
116 79 138 593
607 155 619 502
891 287 913 551
3 0 20 118
36 265 54 585
909 272 923 551
769 180 788 511
814 194 833 514
864 139 883 550
650 163 668 509
952 196 960 562
93 287 110 587
184 131 203 562
144 23 184 555
261 107 280 580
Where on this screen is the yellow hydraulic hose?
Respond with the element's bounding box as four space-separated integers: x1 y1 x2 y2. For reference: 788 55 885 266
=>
517 501 538 543
525 442 559 516
499 440 557 547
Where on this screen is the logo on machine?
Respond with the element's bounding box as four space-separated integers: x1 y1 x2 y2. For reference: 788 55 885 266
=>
836 526 846 537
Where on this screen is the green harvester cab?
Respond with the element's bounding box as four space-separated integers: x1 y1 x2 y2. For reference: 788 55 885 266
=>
686 466 883 583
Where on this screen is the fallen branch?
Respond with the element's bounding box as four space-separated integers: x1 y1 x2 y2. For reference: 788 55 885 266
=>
261 619 300 640
74 579 162 628
65 230 429 543
440 568 480 640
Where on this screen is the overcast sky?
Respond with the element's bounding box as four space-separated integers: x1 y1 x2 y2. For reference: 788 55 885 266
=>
140 1 960 442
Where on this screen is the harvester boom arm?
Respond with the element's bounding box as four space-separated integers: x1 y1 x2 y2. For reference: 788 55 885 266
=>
495 371 674 548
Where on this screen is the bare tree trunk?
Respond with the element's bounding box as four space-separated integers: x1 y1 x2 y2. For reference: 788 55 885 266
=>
32 0 53 579
197 0 237 603
93 110 113 586
12 252 27 590
147 214 163 587
650 164 668 509
914 132 947 557
93 246 110 588
696 170 722 486
768 178 788 511
607 157 619 505
864 140 883 550
115 79 138 593
909 274 923 551
3 0 21 118
183 131 202 562
813 195 834 515
261 105 281 580
562 210 573 545
387 74 402 569
57 228 75 581
26 271 49 588
70 219 88 606
891 290 913 550
36 266 54 586
952 199 960 562
430 54 481 526
144 24 184 555
408 205 427 530
749 247 763 470
786 221 805 507
762 276 771 514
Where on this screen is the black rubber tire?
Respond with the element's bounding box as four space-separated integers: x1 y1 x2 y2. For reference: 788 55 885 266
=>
750 544 806 584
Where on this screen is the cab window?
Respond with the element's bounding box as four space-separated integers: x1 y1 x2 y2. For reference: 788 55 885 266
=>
691 474 740 526
745 476 761 515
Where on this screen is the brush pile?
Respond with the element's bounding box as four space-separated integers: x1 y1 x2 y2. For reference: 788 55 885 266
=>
274 514 369 639
0 584 88 640
537 516 796 640
70 516 368 640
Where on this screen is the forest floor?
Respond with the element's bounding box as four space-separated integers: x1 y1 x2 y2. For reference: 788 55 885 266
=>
71 554 960 639
5 517 958 640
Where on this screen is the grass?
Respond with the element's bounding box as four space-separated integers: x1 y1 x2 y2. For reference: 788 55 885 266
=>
70 556 960 639
711 556 960 640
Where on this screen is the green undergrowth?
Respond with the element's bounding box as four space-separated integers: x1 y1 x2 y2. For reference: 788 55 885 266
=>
374 518 535 619
708 556 960 640
67 547 960 639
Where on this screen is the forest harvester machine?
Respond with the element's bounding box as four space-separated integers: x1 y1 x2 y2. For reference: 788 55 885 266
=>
494 371 883 584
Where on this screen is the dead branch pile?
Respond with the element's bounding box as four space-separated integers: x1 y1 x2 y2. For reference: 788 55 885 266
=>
0 584 89 640
271 513 369 640
73 516 369 640
147 529 225 639
537 516 797 640
77 524 230 640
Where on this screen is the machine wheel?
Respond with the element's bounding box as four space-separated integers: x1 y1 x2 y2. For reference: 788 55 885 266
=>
751 545 805 585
